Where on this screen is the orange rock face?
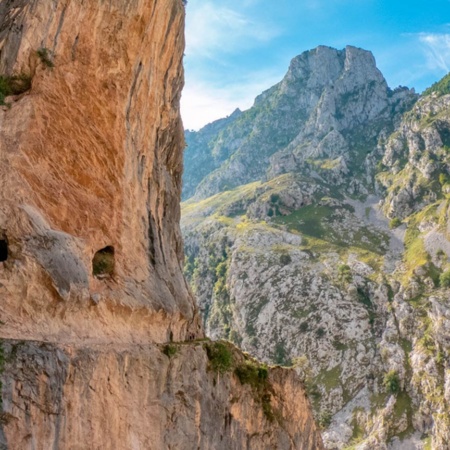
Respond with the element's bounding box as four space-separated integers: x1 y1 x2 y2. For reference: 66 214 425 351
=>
0 0 200 343
0 1 323 449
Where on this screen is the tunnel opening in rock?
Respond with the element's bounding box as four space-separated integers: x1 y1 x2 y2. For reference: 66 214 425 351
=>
92 246 115 277
0 239 8 262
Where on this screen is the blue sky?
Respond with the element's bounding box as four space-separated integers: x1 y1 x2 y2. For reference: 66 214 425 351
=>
181 0 450 130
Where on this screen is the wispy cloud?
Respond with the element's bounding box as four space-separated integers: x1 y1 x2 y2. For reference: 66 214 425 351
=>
181 70 283 130
185 2 279 58
418 33 450 72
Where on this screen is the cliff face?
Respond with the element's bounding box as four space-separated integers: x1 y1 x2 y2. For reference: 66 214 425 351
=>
0 340 323 450
183 46 416 201
0 0 198 343
182 48 450 448
0 0 322 448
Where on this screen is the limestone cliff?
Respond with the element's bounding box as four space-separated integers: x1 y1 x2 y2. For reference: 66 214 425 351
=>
182 48 450 448
0 0 198 343
0 0 322 448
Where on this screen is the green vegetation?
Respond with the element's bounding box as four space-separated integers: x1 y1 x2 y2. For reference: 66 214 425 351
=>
392 391 415 440
272 203 388 255
439 173 450 186
279 253 292 265
402 224 429 283
37 48 54 68
422 436 432 450
205 341 233 374
389 217 402 229
162 344 177 358
348 407 365 446
383 370 400 394
317 366 341 392
235 358 275 421
318 410 333 429
0 74 32 105
92 247 115 277
338 264 352 283
439 270 450 287
423 72 450 97
235 360 268 386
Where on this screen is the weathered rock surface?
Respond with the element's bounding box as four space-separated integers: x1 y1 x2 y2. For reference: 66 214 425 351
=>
0 340 323 450
0 0 198 343
184 45 416 201
182 50 450 448
0 1 322 449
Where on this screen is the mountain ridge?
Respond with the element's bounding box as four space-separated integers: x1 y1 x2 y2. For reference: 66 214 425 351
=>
182 46 450 449
183 45 417 202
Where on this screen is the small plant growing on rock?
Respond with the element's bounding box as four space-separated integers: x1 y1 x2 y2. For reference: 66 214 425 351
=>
383 370 400 394
318 411 332 428
279 253 292 266
162 344 177 358
389 217 402 229
0 74 32 105
439 270 450 288
37 48 54 68
338 264 352 283
205 341 233 374
439 173 450 186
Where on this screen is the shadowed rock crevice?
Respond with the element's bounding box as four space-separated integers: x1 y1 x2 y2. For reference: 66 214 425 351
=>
0 239 7 262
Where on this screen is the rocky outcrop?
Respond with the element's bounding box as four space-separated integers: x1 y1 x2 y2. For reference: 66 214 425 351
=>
0 0 198 343
184 46 417 201
0 340 323 450
0 0 322 448
182 48 450 448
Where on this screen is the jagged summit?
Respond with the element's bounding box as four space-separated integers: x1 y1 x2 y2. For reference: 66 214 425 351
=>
0 1 323 448
182 45 450 448
183 45 417 201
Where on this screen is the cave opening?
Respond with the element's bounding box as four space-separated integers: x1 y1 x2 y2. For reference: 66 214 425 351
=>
92 246 115 277
0 239 7 262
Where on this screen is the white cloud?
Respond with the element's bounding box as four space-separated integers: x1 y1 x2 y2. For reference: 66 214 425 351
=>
181 70 283 130
418 33 450 72
185 2 279 58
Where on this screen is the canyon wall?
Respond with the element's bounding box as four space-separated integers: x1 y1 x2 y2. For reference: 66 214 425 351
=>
0 0 199 343
0 0 322 448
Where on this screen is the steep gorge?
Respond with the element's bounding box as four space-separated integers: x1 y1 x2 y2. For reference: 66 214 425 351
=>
0 1 322 448
182 47 450 449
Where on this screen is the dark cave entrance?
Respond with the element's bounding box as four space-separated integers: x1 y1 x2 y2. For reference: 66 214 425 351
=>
0 239 8 262
92 246 115 277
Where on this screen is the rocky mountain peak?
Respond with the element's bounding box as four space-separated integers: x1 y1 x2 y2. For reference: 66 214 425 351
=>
184 45 417 200
182 51 450 450
279 45 384 95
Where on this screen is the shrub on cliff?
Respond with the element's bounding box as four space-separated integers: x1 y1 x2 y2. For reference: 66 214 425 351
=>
383 370 400 394
0 74 31 105
205 341 233 373
235 360 268 387
440 270 450 288
37 48 54 68
389 217 402 229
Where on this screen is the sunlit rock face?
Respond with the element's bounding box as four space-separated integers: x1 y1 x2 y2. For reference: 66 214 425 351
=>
0 1 323 449
183 45 450 448
0 0 199 343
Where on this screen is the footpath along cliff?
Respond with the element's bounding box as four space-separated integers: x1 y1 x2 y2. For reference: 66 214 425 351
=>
0 1 322 448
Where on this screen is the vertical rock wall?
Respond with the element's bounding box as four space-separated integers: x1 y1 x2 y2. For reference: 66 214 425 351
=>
0 1 323 448
0 0 200 343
